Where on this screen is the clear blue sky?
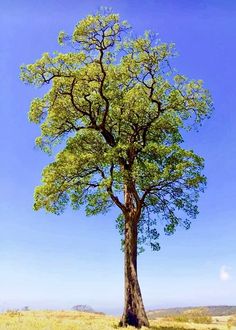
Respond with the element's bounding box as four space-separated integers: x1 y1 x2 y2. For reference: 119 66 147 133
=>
0 0 235 314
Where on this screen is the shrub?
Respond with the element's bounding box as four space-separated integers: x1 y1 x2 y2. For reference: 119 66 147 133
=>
5 309 22 317
227 315 236 329
165 308 212 324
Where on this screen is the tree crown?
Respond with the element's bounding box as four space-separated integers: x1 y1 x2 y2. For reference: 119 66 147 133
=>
21 9 213 251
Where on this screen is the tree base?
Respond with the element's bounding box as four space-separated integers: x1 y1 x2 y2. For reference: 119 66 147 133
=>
119 312 149 328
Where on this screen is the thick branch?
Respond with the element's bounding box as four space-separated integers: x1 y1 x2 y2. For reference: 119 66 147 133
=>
96 166 126 212
97 49 110 127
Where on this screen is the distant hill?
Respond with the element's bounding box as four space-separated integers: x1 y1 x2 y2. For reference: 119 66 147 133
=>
72 304 94 312
147 306 236 319
71 305 105 315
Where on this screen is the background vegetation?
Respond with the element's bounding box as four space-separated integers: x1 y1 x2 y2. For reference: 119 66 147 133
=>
0 310 234 330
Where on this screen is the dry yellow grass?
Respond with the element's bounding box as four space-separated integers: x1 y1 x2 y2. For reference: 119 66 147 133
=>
0 310 232 330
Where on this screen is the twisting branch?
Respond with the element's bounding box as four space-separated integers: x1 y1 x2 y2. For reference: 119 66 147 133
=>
96 166 126 213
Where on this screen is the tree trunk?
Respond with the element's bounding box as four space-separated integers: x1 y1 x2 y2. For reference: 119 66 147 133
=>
119 213 149 328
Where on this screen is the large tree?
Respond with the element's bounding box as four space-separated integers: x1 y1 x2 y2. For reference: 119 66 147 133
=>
21 10 212 328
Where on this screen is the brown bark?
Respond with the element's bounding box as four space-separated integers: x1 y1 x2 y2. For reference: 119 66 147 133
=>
119 186 149 328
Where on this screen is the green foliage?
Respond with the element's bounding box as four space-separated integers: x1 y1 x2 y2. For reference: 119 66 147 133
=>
21 8 213 250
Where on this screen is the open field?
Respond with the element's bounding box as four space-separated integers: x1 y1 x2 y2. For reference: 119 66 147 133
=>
0 311 235 330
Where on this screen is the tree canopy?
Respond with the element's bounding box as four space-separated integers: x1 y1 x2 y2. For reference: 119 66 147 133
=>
21 9 213 251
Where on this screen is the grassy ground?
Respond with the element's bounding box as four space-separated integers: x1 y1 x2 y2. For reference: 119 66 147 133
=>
0 310 233 330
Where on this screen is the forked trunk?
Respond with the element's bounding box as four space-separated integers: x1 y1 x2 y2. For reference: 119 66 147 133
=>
119 214 149 328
